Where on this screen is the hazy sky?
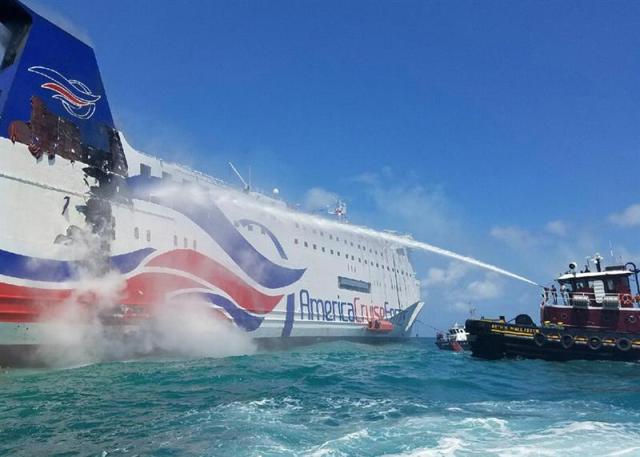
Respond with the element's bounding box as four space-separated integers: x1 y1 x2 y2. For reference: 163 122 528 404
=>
25 0 640 333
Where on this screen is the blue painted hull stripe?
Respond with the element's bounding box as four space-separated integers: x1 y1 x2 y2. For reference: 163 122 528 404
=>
198 293 264 332
0 248 155 282
281 293 295 337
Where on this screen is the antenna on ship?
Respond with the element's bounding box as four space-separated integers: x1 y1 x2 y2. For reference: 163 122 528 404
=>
609 240 615 261
228 162 250 192
329 199 348 221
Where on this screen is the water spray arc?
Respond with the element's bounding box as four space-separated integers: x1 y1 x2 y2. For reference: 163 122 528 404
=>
382 233 540 287
220 190 541 288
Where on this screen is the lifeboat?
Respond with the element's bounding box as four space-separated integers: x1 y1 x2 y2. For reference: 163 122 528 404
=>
366 319 394 333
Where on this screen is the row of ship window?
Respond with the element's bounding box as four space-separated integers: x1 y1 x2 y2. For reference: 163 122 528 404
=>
293 238 413 277
133 227 197 250
236 222 411 276
293 223 405 258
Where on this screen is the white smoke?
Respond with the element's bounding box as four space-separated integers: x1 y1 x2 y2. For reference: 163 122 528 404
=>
33 227 255 368
35 286 256 368
145 297 256 358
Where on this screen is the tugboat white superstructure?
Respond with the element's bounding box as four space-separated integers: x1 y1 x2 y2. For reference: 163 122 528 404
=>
0 1 423 363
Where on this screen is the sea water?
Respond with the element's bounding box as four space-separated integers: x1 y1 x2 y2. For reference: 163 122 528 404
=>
2 340 640 456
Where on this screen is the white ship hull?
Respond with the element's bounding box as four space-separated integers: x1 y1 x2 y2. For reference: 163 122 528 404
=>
0 137 423 347
0 1 423 363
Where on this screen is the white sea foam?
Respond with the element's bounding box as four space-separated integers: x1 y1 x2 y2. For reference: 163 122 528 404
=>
385 437 465 457
389 417 640 457
309 429 371 457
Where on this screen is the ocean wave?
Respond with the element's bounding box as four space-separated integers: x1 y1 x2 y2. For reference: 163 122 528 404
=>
5 340 640 456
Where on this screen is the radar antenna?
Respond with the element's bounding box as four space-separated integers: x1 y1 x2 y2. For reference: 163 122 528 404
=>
329 199 348 221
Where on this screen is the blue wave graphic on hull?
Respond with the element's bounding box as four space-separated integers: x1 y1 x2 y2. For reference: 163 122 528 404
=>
237 219 288 260
0 248 155 282
126 176 306 289
195 292 264 331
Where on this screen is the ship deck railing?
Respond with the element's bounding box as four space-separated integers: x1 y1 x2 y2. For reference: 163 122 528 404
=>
542 291 639 309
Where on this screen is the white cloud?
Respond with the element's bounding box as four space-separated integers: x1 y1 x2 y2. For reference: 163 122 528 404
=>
423 261 469 287
450 301 475 313
466 277 503 300
545 220 567 236
490 225 538 249
352 172 379 186
422 261 504 301
352 169 462 243
421 265 505 322
609 204 640 228
302 187 339 212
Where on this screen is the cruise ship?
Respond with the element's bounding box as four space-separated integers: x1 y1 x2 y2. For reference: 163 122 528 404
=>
0 1 423 362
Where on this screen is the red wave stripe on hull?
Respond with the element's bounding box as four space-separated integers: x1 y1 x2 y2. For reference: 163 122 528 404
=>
0 282 71 322
0 249 284 323
146 249 283 314
122 272 206 306
41 82 91 107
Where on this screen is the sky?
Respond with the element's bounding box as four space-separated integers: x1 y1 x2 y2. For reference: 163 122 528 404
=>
23 0 640 334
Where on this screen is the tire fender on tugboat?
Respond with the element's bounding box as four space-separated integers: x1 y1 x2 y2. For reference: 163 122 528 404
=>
616 338 632 352
561 334 574 349
534 332 546 347
588 336 602 351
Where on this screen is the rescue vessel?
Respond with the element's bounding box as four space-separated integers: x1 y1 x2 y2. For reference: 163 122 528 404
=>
0 1 424 364
466 255 640 361
435 323 469 351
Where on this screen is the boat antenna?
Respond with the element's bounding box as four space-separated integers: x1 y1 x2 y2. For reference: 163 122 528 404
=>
228 162 250 192
609 240 615 261
468 303 476 318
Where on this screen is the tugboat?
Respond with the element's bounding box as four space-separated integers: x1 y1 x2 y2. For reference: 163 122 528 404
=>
466 255 640 361
435 323 469 352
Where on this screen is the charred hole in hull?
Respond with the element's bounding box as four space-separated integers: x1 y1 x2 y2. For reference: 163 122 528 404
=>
8 97 128 177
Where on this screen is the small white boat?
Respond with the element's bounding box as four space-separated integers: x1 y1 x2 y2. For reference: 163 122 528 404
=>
435 323 469 351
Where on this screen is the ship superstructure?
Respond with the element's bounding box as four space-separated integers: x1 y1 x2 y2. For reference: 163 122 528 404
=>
0 1 423 361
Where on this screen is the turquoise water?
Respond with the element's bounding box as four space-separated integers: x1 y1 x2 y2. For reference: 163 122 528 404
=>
2 340 640 456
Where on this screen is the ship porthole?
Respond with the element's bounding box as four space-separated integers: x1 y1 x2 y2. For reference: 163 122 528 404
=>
588 336 602 351
628 315 637 324
561 313 568 321
616 338 632 352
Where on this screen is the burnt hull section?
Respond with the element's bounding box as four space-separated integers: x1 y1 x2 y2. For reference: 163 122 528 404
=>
466 318 640 362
